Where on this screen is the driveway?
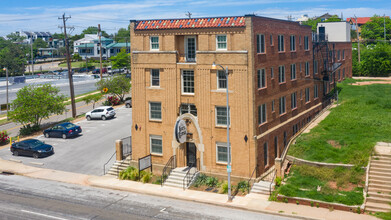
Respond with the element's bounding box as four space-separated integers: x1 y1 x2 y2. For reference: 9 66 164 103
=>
0 106 132 176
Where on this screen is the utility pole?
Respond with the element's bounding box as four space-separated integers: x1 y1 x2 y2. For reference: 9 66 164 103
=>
85 43 88 71
98 24 103 79
3 68 8 119
30 41 34 75
355 15 361 63
59 13 76 118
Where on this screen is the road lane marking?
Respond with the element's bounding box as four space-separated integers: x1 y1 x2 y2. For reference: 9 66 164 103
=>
9 159 22 163
29 162 44 166
21 210 69 220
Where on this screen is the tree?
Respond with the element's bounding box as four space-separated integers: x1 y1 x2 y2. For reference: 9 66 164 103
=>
302 15 341 32
0 42 26 76
82 93 103 109
6 33 26 43
110 48 130 69
9 84 67 127
361 15 391 40
359 43 391 76
33 38 47 49
81 26 109 38
96 75 131 102
52 33 65 40
114 27 130 43
72 53 82 61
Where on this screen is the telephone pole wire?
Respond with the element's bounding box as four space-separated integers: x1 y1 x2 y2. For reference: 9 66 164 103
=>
98 24 103 80
59 13 77 118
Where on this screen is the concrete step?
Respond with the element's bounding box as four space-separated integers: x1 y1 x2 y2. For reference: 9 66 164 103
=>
371 163 391 170
250 181 274 195
370 170 391 177
374 154 391 158
366 196 391 205
371 159 391 165
368 187 391 194
163 181 183 188
370 166 391 173
369 174 391 182
365 202 391 213
368 192 391 199
369 183 391 191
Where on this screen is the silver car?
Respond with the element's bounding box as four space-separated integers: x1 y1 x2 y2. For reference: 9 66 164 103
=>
86 106 116 120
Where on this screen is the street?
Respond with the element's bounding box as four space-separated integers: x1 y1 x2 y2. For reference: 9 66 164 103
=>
0 175 291 220
0 106 132 175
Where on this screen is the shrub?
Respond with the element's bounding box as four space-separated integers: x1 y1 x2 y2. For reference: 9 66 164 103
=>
140 171 152 183
19 124 40 136
102 100 111 106
152 178 162 185
193 173 208 187
119 166 139 181
311 201 314 207
107 96 120 105
205 176 218 187
237 181 249 193
0 130 9 144
275 177 282 187
219 181 229 194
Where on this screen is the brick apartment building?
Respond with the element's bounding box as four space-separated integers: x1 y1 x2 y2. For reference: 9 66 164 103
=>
129 15 352 181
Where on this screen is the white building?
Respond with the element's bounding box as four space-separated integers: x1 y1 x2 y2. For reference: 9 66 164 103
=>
317 22 351 42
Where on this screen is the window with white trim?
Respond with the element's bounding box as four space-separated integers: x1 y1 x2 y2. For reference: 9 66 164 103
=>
258 103 266 124
264 142 268 166
216 106 230 126
290 35 296 51
291 92 297 109
314 84 318 98
258 69 266 88
278 35 284 52
217 70 227 89
290 64 296 80
149 102 162 120
182 70 194 94
257 34 265 53
216 142 231 163
216 35 227 50
151 69 160 87
304 36 309 50
305 61 310 76
305 87 310 102
278 65 285 83
150 135 162 155
279 96 286 115
150 36 159 50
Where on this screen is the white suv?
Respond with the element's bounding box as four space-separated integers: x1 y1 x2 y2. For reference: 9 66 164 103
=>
86 106 116 120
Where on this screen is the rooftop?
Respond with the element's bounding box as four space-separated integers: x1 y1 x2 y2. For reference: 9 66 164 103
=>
346 17 371 25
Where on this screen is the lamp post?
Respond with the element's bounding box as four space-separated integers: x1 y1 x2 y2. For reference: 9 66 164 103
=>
211 62 232 202
3 67 8 120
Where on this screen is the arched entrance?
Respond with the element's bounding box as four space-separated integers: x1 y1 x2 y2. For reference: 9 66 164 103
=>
172 113 205 171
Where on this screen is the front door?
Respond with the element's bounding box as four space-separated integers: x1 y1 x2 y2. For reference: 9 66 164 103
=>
186 142 196 167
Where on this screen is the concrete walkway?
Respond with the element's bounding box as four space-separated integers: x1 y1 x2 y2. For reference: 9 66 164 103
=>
0 158 377 220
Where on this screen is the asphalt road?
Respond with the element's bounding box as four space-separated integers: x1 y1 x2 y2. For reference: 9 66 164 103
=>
0 106 132 176
0 175 291 220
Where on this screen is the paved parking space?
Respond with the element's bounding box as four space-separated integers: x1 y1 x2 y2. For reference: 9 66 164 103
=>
0 106 132 176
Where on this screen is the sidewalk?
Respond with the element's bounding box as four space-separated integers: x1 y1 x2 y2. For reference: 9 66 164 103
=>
0 158 376 220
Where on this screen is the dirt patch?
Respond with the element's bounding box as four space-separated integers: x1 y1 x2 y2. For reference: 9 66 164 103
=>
352 81 391 86
328 181 356 191
327 140 341 149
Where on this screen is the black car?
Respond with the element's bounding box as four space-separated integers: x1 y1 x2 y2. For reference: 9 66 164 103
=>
43 122 82 139
10 139 54 159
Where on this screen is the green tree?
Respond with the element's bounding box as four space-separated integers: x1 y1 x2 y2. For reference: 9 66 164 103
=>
9 84 67 127
81 26 110 38
0 42 26 76
6 33 26 43
52 33 65 40
33 38 47 49
82 93 102 109
114 27 130 43
110 48 130 70
359 43 391 76
302 15 341 32
72 53 82 61
96 75 131 102
361 15 391 40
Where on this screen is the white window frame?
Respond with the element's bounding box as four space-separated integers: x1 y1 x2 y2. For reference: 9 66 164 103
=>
216 34 227 50
278 65 285 83
150 135 163 155
290 35 296 51
150 69 160 87
279 96 286 115
149 102 162 121
278 35 284 52
291 92 297 109
150 36 159 51
257 34 265 53
217 70 227 90
305 61 310 76
216 142 231 164
290 64 296 80
259 103 267 124
181 70 195 95
258 69 266 89
215 106 230 127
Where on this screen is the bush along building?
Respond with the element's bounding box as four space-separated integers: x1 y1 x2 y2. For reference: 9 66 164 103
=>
129 15 352 190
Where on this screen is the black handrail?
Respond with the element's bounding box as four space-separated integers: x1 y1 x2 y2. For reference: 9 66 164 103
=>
183 158 198 190
161 155 176 186
247 165 257 193
103 151 116 175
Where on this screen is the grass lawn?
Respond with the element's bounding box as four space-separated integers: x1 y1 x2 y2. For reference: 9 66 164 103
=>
374 211 391 220
288 78 391 165
276 164 365 206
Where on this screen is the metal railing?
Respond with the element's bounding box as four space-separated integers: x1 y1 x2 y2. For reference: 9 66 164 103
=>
247 165 257 193
161 155 176 186
121 136 132 159
103 151 116 175
268 169 277 195
183 158 199 190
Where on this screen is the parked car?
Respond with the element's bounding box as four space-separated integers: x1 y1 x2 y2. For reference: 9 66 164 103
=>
10 139 54 159
43 122 82 139
85 106 116 120
125 98 132 108
92 68 107 74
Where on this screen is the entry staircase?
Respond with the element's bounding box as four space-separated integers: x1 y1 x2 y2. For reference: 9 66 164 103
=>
250 181 275 195
106 156 131 176
366 144 391 213
163 167 199 189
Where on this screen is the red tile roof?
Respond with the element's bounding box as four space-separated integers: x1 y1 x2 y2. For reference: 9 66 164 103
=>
346 17 371 25
135 17 246 30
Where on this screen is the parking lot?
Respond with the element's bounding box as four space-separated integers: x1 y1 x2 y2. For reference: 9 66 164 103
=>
0 106 132 176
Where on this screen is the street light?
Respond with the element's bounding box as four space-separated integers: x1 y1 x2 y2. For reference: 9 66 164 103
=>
211 62 232 202
3 67 8 120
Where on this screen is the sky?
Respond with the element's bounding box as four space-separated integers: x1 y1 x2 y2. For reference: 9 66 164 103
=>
1 0 391 36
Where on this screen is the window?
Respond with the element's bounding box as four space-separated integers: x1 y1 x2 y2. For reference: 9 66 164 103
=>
343 68 345 78
291 92 297 109
257 34 265 53
271 100 275 112
279 96 286 115
216 35 227 50
180 103 197 116
150 36 159 50
216 106 230 126
290 64 296 80
182 70 194 94
338 69 341 80
290 35 296 51
270 34 273 46
257 69 266 88
278 65 285 83
271 67 274 79
217 70 227 89
258 104 266 124
305 88 310 102
342 50 345 60
264 142 268 166
293 124 298 134
216 142 231 163
149 102 162 120
338 50 340 60
304 36 309 50
274 136 278 158
283 131 287 148
150 135 162 155
278 35 284 52
305 62 310 76
299 36 301 45
313 60 318 74
314 84 318 99
151 69 160 87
